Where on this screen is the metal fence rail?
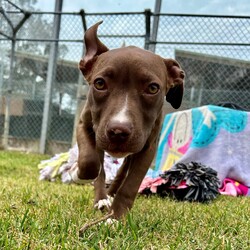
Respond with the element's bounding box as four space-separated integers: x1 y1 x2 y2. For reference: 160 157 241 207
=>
0 1 250 154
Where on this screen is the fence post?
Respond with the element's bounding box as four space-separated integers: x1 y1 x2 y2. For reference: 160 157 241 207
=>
1 6 31 149
39 0 63 154
71 9 88 146
149 0 162 52
144 9 151 50
2 37 15 149
79 9 87 32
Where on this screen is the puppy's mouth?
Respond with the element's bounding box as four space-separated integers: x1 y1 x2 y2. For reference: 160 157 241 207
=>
97 136 141 158
106 150 131 158
104 143 133 158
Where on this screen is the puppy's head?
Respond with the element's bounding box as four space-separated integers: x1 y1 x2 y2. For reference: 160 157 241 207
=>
79 21 184 158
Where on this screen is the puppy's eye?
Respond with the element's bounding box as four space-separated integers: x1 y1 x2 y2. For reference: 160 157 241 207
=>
94 78 106 91
146 83 160 94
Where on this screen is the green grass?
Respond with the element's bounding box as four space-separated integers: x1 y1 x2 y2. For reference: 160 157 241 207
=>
1 150 250 249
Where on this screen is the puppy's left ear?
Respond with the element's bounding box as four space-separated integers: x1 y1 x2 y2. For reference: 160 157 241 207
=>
79 21 109 80
164 59 185 109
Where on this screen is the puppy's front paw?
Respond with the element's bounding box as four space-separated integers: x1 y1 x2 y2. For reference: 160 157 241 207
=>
94 195 114 211
105 218 118 225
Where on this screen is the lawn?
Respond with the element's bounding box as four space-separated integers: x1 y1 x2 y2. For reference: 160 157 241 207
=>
0 150 250 249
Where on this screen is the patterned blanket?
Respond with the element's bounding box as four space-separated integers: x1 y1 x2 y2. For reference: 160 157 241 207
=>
151 105 250 187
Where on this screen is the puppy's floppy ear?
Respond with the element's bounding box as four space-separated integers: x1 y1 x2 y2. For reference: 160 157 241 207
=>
79 21 109 79
164 59 185 109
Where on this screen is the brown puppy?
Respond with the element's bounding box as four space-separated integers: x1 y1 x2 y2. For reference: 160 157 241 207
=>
72 21 184 220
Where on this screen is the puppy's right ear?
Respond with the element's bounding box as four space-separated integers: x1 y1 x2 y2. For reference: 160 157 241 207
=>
164 59 185 109
79 21 109 79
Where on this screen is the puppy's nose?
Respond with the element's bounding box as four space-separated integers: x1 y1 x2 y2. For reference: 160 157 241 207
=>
107 122 132 143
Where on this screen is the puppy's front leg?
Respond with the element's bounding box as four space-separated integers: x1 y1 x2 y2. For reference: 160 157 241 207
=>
76 103 109 210
110 142 157 219
108 158 130 197
73 102 103 182
93 165 112 211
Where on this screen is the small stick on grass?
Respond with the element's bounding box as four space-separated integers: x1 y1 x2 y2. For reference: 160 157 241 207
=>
79 210 115 237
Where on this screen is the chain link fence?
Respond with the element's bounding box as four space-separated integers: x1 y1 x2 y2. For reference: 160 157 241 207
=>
0 1 250 154
156 14 250 110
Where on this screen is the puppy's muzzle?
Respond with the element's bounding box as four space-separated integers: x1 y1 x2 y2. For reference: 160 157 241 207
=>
106 121 132 143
